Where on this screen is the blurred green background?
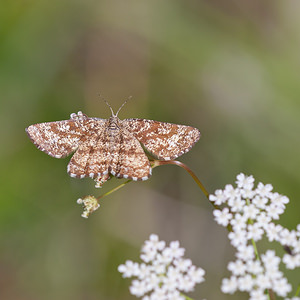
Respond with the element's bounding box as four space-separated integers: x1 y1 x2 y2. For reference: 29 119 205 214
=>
1 1 299 299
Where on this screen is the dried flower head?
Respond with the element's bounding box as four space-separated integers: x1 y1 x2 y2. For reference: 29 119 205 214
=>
77 195 100 218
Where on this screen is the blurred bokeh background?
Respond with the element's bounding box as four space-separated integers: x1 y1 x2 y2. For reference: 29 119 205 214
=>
1 0 300 299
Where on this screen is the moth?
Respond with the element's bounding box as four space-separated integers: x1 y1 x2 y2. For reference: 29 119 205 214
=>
26 102 200 185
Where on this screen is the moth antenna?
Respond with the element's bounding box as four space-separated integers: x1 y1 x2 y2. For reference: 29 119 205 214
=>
99 94 115 116
116 96 132 117
104 100 115 116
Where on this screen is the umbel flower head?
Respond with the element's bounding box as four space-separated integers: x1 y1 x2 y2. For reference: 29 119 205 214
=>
77 195 100 218
118 234 205 300
209 173 300 300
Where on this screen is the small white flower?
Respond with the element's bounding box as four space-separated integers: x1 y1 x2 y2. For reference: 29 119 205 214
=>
230 213 247 231
188 265 205 283
178 274 196 292
166 290 185 300
255 273 272 290
152 262 166 275
270 192 289 207
279 229 297 247
162 241 185 260
227 259 246 276
161 275 177 292
266 203 284 220
143 234 166 252
228 197 246 212
166 265 181 281
228 230 247 248
238 274 254 292
261 250 280 272
265 222 283 242
246 259 263 274
118 260 140 278
294 239 300 253
209 189 226 205
173 258 192 272
145 273 161 292
272 277 292 297
141 248 157 263
249 289 268 300
247 223 264 241
243 204 259 220
236 173 254 190
283 253 300 269
213 208 232 226
138 263 152 280
154 252 173 266
221 276 238 294
252 194 268 209
241 188 255 199
256 212 271 229
224 184 240 199
235 245 255 261
146 286 165 299
255 182 273 198
265 269 283 281
130 279 148 297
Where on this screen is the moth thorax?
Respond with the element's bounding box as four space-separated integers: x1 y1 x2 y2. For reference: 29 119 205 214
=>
108 117 120 131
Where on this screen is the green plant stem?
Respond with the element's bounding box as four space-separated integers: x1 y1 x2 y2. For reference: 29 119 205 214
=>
251 239 260 261
245 199 261 262
180 293 194 300
96 179 132 200
295 283 300 296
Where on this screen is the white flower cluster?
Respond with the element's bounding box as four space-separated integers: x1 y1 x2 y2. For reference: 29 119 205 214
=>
209 173 300 300
118 234 205 300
